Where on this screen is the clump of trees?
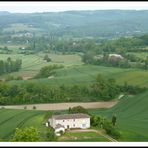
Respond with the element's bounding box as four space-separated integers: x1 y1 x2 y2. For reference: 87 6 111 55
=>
12 127 41 142
43 54 52 62
11 126 57 142
119 82 147 95
103 119 121 140
91 115 121 140
82 52 131 68
5 75 23 81
46 127 57 141
0 74 145 105
0 57 22 75
34 64 64 78
68 106 89 115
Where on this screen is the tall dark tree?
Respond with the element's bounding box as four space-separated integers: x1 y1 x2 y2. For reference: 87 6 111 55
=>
112 114 117 126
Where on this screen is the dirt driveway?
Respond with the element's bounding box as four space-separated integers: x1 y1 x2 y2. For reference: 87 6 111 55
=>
0 101 118 111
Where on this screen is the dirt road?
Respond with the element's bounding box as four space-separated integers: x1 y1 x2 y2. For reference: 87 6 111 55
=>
0 101 118 111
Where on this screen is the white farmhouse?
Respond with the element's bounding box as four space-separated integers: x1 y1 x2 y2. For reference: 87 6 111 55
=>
109 54 124 60
48 113 90 134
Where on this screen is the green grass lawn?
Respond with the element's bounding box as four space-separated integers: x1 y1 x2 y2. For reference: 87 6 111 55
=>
58 131 109 142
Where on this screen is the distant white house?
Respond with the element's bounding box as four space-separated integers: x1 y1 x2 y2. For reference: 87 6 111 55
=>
109 54 124 60
48 113 90 135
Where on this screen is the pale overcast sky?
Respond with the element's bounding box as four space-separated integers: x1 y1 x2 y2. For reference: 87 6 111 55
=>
0 2 148 13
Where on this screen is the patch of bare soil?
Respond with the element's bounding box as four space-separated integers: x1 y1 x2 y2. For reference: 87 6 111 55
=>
1 101 118 111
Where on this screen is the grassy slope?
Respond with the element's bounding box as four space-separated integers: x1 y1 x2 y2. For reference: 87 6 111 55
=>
1 52 148 87
0 53 82 79
0 108 109 142
1 91 148 141
3 23 42 33
89 91 148 141
8 64 148 88
0 109 46 141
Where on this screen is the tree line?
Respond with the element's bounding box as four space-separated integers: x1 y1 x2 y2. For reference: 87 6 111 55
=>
0 74 146 105
0 57 22 75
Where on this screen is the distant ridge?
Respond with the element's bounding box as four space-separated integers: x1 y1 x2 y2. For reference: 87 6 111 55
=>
0 11 10 15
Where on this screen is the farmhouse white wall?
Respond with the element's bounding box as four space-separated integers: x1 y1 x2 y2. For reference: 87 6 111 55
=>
49 117 90 129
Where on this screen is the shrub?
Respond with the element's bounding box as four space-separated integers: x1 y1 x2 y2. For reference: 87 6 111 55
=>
68 106 89 115
15 76 23 80
46 127 57 141
43 55 52 62
5 75 14 81
90 115 102 127
103 120 121 140
34 64 64 78
33 106 36 110
11 127 40 142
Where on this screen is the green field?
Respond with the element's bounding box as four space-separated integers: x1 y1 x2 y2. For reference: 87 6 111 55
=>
0 108 109 142
1 52 148 88
0 109 46 141
8 64 148 88
89 91 148 141
0 53 83 79
3 23 42 33
1 91 148 141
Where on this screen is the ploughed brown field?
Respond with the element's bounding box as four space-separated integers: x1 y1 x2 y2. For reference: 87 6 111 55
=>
0 101 118 111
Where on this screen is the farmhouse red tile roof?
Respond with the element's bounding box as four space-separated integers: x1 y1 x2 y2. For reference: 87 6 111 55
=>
52 113 90 120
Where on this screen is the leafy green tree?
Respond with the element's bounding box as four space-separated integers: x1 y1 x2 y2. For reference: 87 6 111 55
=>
82 52 94 64
46 127 57 141
33 106 36 110
15 76 23 80
144 56 148 70
68 106 89 114
12 127 40 142
44 54 52 62
103 119 121 140
34 64 64 78
91 115 102 127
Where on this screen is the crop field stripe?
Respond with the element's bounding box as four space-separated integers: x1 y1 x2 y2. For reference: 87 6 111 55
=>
111 94 147 115
22 57 42 69
3 112 42 139
0 110 27 126
0 110 25 124
0 112 42 139
74 67 96 79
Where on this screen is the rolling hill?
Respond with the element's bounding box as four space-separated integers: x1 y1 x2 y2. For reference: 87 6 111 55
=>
89 91 148 141
1 10 148 38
